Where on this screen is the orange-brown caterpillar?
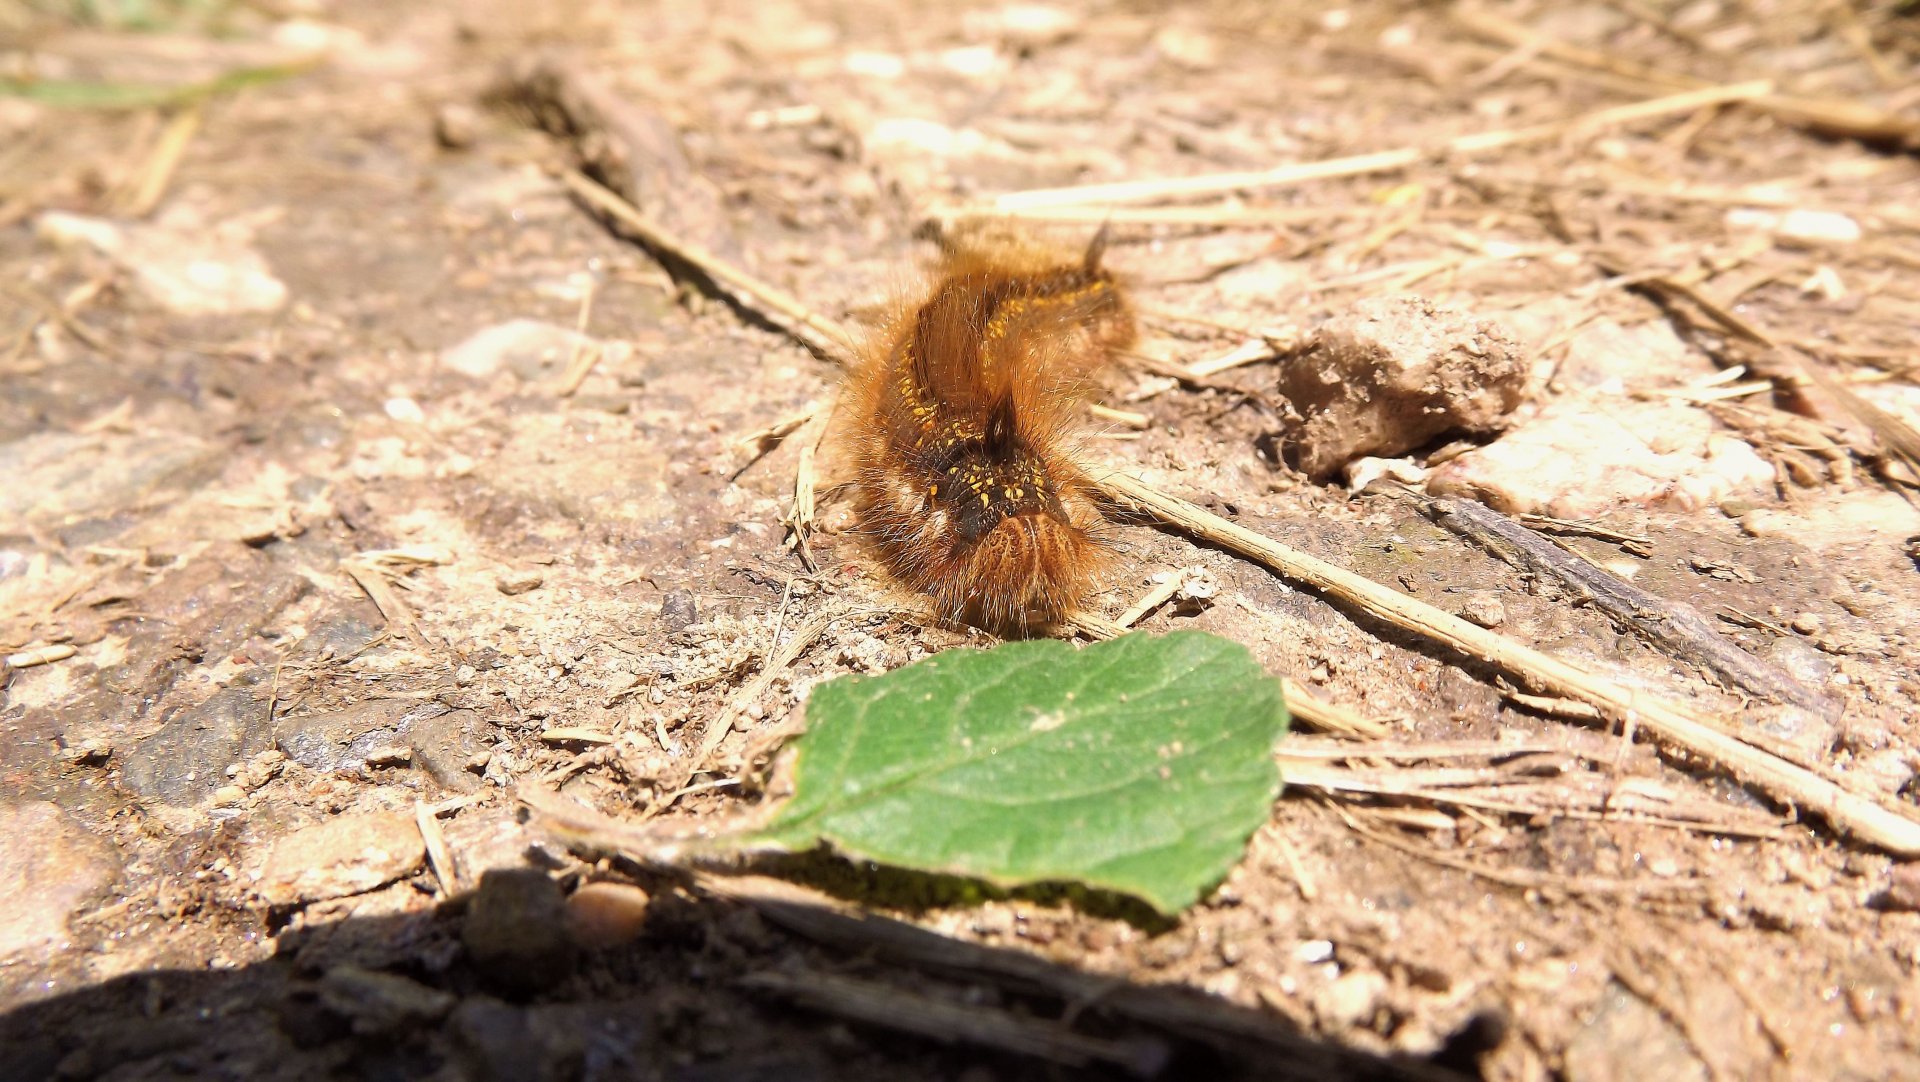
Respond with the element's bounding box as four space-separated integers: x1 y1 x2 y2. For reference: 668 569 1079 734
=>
840 229 1135 633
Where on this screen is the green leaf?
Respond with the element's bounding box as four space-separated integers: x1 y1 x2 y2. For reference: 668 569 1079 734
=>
752 631 1289 914
1 61 312 111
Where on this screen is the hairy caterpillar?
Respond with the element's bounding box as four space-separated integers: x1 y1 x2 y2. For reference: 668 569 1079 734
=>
839 229 1135 633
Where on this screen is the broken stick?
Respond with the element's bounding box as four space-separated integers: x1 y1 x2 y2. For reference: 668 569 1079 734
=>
1094 469 1920 858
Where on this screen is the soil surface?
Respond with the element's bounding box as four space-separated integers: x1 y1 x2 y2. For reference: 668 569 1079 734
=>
3 1 1920 1080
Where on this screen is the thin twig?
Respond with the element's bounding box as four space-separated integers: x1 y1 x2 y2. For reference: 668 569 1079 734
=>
557 168 856 362
1325 799 1710 896
741 969 1171 1075
1423 494 1826 712
1094 469 1920 857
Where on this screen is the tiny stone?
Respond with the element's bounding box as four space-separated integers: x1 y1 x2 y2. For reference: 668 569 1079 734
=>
1314 969 1388 1031
495 570 543 595
366 744 413 767
465 751 491 773
1459 594 1506 628
1880 863 1920 913
463 869 576 996
566 881 653 949
1294 939 1335 964
59 739 112 766
441 319 596 380
455 664 478 687
212 784 248 806
383 397 425 424
660 588 698 633
1790 612 1824 636
434 102 478 149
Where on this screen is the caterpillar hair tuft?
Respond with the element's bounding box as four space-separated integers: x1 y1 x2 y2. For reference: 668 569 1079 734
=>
837 227 1135 634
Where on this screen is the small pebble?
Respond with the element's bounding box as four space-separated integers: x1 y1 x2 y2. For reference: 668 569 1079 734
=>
212 784 248 807
495 570 543 595
1790 612 1824 636
58 739 112 766
1881 863 1920 913
566 882 653 949
366 745 413 767
434 103 478 149
1314 969 1388 1031
383 397 425 424
1459 594 1506 629
318 966 455 1035
464 869 576 996
1294 939 1335 964
660 588 698 632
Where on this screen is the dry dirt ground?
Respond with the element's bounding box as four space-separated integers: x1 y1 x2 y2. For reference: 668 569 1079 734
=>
4 1 1920 1079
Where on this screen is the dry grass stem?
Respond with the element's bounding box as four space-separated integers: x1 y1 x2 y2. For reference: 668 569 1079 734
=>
5 643 77 668
1451 4 1920 147
1282 757 1784 839
118 103 203 218
991 80 1772 211
735 404 822 450
1504 691 1606 721
415 801 457 897
1088 402 1150 429
540 727 616 745
1112 577 1184 629
1515 514 1654 556
341 559 424 645
1598 253 1920 480
1278 680 1393 740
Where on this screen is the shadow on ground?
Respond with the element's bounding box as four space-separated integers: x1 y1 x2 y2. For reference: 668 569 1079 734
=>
0 866 1497 1082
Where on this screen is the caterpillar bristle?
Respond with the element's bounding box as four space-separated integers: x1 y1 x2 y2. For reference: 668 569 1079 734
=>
836 229 1136 635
